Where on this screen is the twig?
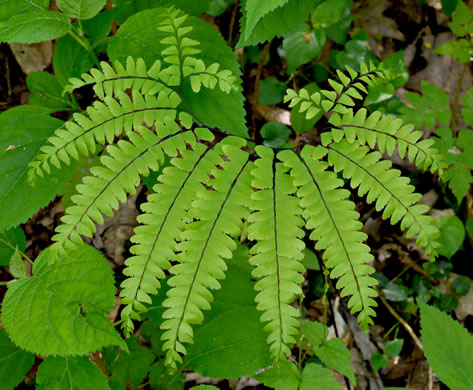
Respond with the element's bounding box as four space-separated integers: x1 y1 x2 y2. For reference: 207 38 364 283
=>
450 62 468 138
378 292 424 351
252 40 272 107
428 366 433 390
227 0 239 46
250 40 272 139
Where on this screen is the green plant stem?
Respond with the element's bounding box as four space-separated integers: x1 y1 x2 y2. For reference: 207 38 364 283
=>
0 238 33 265
378 290 423 351
450 62 468 138
0 281 9 286
68 29 100 67
298 294 303 373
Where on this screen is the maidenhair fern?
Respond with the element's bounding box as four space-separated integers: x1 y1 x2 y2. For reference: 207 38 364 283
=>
1 5 446 371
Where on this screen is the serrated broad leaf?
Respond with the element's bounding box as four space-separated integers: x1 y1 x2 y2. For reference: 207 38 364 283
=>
56 0 106 20
420 303 473 390
108 8 247 137
9 249 27 279
0 330 35 390
244 0 289 40
1 244 125 355
0 226 26 266
237 0 320 47
114 0 212 23
256 360 300 390
300 363 344 390
437 216 465 259
0 0 49 20
0 106 75 232
0 9 71 43
315 338 356 385
36 356 110 390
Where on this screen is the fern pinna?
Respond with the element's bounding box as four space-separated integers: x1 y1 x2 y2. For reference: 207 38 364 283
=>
3 6 446 371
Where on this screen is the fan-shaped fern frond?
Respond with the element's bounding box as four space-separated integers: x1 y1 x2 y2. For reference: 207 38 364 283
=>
160 138 252 369
322 108 446 175
28 89 187 181
247 146 305 360
279 147 378 331
325 140 439 259
51 124 194 256
120 137 222 335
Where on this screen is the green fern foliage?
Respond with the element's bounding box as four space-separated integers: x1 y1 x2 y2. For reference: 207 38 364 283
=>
279 147 378 330
120 139 220 334
28 88 185 182
325 140 439 259
1 244 124 355
160 138 252 369
324 108 446 175
51 125 194 257
22 20 443 369
248 146 305 359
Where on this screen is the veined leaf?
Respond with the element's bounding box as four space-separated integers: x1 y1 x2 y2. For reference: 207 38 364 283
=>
56 0 106 20
244 0 290 40
237 0 320 47
420 303 473 390
36 356 110 390
0 330 35 390
0 106 74 232
0 0 49 20
114 0 212 23
0 9 71 44
1 244 125 355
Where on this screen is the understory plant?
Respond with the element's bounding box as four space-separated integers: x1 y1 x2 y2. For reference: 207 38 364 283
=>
1 1 469 389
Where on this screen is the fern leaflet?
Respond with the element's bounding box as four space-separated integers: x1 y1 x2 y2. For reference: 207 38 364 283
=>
280 147 378 330
120 137 221 335
160 138 252 369
52 125 194 256
248 146 305 359
325 140 439 258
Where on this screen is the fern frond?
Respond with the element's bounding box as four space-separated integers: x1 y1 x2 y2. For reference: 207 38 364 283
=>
247 146 305 360
284 62 385 118
322 108 446 175
28 89 187 181
279 147 378 331
65 57 173 99
160 138 252 369
51 124 194 256
120 138 221 335
325 140 439 259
